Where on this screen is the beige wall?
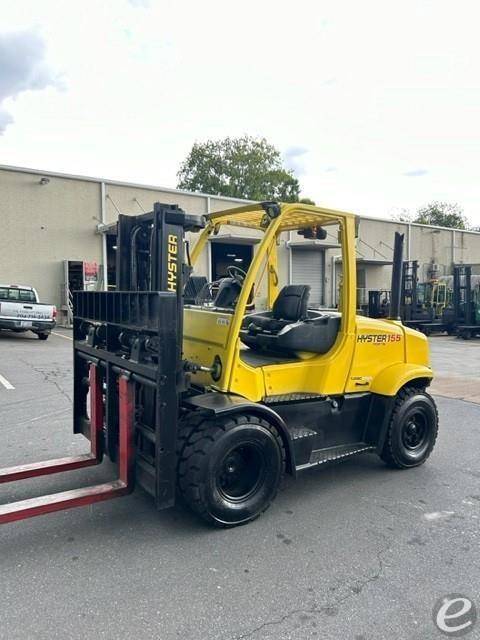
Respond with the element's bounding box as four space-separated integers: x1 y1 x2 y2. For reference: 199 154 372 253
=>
353 217 480 295
0 168 248 319
2 165 480 319
0 168 102 311
105 183 209 223
457 230 480 265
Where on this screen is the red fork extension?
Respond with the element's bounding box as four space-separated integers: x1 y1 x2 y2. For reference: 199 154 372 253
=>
0 365 135 524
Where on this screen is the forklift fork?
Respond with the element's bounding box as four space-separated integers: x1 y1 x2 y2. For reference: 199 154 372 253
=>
0 364 135 524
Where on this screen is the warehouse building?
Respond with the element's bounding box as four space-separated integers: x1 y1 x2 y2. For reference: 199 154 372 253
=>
1 163 480 325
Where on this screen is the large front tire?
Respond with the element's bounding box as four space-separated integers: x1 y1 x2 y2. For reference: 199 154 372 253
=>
177 414 285 527
380 387 438 469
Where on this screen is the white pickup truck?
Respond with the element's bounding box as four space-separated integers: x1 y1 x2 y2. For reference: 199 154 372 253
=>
0 284 56 340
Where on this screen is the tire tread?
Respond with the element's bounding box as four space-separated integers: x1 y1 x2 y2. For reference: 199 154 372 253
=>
381 386 438 468
177 413 285 527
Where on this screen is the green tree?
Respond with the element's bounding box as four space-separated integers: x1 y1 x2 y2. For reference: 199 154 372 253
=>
392 208 412 223
413 201 468 229
299 197 316 205
177 136 300 201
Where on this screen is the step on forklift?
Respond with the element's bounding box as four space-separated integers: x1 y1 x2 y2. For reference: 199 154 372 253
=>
0 202 439 527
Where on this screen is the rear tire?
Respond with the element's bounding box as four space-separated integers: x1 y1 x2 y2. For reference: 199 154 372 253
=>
380 387 438 469
37 333 49 341
177 414 285 527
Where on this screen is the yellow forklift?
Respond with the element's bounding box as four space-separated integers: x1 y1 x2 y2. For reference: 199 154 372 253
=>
0 202 438 528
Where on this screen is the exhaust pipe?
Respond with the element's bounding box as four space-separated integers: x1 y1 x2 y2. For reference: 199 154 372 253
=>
389 232 404 320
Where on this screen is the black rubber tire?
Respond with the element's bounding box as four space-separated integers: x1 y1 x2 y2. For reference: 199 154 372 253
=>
380 387 438 469
177 414 285 527
37 333 49 340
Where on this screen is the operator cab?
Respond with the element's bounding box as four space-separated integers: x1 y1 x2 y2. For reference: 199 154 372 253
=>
185 265 247 309
239 285 340 357
185 262 340 360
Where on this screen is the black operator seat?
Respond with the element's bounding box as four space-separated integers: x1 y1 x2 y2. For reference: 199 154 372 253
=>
240 285 341 355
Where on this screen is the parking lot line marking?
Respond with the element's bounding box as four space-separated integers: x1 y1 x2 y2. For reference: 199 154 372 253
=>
51 331 73 341
0 373 14 390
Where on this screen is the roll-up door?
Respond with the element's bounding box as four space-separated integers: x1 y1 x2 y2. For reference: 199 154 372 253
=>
291 249 324 306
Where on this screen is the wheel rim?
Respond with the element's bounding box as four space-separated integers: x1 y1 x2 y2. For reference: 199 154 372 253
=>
401 411 428 451
216 443 266 502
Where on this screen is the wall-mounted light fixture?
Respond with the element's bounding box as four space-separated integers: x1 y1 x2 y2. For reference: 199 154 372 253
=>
39 177 50 186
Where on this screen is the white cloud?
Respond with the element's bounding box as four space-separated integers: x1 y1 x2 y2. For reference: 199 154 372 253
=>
0 108 13 133
0 28 61 133
284 146 309 176
0 1 480 225
404 169 428 177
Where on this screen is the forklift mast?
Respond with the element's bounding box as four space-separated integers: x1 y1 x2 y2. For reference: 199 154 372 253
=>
115 203 204 364
401 260 418 320
401 260 435 324
0 203 204 524
453 264 472 324
73 203 204 505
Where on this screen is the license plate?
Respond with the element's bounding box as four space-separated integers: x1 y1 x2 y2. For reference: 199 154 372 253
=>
20 321 32 328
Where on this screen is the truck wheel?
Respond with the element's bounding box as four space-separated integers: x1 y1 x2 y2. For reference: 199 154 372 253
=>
37 333 49 341
177 414 285 527
380 387 438 469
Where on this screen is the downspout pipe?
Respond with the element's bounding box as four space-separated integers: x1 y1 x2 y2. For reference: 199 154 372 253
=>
331 254 341 308
101 182 108 291
206 196 212 281
389 232 405 320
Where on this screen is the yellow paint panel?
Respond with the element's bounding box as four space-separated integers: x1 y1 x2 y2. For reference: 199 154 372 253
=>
370 363 433 396
229 349 266 401
345 317 405 393
261 335 356 397
183 307 232 389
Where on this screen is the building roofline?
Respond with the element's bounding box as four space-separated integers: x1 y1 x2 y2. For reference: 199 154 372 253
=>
358 213 480 235
1 163 479 235
0 163 254 205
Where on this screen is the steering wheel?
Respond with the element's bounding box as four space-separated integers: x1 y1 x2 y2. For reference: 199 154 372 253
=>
227 265 247 285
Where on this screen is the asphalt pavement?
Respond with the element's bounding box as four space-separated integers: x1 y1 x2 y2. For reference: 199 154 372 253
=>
0 329 478 640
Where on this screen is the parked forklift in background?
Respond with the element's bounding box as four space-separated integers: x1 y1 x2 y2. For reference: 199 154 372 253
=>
400 261 435 329
419 266 477 337
429 279 451 319
0 202 438 527
367 289 391 319
368 263 441 325
455 265 480 339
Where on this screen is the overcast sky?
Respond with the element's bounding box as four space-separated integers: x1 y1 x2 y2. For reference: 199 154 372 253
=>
1 0 480 224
